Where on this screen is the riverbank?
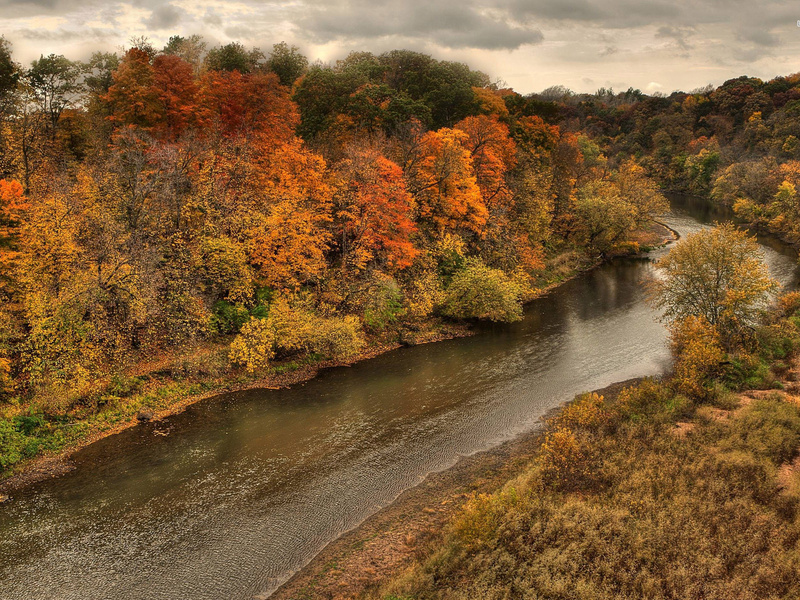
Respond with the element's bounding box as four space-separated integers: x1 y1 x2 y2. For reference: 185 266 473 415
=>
0 322 472 496
270 378 642 600
0 222 677 497
276 354 800 600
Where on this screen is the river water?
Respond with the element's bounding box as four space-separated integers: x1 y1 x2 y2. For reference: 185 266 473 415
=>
1 196 798 600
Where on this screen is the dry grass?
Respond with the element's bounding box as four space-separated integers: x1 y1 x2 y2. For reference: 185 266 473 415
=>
364 379 800 600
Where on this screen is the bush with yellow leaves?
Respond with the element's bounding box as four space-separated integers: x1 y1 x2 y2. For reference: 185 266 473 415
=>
538 426 597 491
228 318 277 373
554 391 611 431
778 290 800 318
670 315 725 400
229 296 365 372
440 258 524 322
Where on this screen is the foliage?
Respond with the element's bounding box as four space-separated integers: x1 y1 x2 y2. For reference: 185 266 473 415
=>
211 300 251 334
362 274 406 331
265 42 308 87
228 316 276 372
229 297 365 372
439 259 523 322
0 39 672 465
538 426 598 491
670 316 726 399
554 392 611 430
370 370 800 600
720 398 800 464
648 223 778 339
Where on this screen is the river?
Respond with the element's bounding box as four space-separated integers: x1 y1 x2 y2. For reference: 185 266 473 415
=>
1 196 798 600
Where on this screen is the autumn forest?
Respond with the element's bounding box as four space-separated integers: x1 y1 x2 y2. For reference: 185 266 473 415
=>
1 35 800 479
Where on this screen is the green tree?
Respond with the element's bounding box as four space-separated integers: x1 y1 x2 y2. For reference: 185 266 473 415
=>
204 43 264 74
440 258 523 322
648 223 778 339
266 42 308 87
27 54 83 137
0 37 19 112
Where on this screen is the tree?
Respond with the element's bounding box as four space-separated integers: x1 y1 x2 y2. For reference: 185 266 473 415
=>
197 70 298 140
454 115 516 209
204 43 264 74
162 35 207 75
334 148 417 272
151 54 198 139
104 48 161 128
266 42 308 87
648 223 778 339
0 37 19 113
0 179 27 300
440 258 523 322
572 180 635 256
27 54 83 138
405 127 486 236
244 139 333 290
613 160 668 226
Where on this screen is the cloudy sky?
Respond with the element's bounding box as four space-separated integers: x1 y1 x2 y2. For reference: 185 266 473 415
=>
2 0 799 94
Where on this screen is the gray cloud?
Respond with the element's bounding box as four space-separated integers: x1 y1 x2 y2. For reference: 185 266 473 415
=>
1 0 799 95
504 0 679 28
655 25 694 50
12 26 113 42
144 4 181 30
298 0 543 50
737 28 779 47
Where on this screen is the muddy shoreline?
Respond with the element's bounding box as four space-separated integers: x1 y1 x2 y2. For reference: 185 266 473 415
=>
0 325 472 496
269 378 643 600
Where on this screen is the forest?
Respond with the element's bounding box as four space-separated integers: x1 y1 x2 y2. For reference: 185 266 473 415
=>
1 34 799 478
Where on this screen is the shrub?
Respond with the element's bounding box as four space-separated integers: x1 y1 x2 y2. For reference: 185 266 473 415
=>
229 318 276 373
229 296 365 372
756 320 800 360
724 352 775 390
402 268 444 319
267 297 320 355
198 236 253 303
23 309 102 401
722 398 800 465
211 300 251 334
363 275 406 331
371 378 800 600
108 373 143 398
0 357 12 401
0 419 25 469
554 392 611 431
670 316 725 400
306 315 365 359
778 290 800 317
440 259 523 322
616 378 690 422
538 426 597 491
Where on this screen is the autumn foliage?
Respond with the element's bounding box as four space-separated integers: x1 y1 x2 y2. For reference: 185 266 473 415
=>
0 39 668 415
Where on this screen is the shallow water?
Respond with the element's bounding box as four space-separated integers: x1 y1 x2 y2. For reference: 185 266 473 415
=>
1 196 797 600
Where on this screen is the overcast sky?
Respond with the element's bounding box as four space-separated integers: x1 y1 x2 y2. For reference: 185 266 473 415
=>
2 0 799 94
